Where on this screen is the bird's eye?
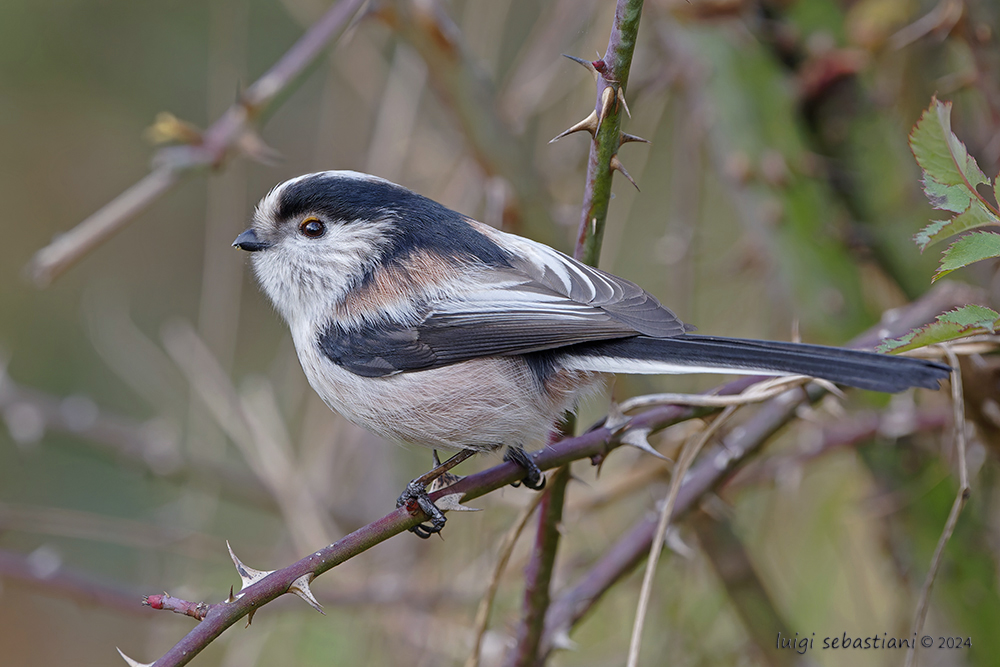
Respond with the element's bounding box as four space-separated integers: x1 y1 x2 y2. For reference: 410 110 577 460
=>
299 217 325 238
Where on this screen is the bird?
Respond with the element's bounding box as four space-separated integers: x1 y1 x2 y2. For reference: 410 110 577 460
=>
233 170 951 537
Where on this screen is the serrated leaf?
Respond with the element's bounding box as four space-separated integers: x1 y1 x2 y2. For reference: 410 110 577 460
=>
877 305 1000 353
915 204 999 251
921 175 974 213
910 97 989 213
939 304 1000 328
933 230 1000 281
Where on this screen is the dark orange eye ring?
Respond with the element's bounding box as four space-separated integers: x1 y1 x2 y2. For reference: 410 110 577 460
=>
299 217 325 238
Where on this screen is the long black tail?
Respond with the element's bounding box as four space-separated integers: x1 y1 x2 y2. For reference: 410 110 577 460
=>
557 334 951 393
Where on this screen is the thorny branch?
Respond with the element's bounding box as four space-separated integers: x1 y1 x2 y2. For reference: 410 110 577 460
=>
571 0 646 264
124 282 970 667
27 0 367 286
499 1 652 652
537 282 975 657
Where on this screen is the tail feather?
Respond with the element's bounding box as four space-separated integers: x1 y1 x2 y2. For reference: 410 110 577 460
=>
556 335 951 393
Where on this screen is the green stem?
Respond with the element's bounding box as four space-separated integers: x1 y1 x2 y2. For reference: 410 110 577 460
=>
575 0 644 265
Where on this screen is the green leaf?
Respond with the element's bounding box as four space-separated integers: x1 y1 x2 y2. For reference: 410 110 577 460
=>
877 305 1000 353
915 204 998 251
939 304 1000 327
910 97 989 213
933 230 1000 281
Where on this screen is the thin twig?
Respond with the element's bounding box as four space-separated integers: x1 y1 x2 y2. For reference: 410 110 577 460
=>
124 285 963 667
617 375 838 412
539 283 971 656
626 405 737 667
465 493 545 667
27 0 367 286
904 345 969 667
28 168 184 287
889 0 964 50
125 398 705 667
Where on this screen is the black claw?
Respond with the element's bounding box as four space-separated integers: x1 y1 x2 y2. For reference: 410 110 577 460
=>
396 450 475 538
397 480 447 538
504 446 546 490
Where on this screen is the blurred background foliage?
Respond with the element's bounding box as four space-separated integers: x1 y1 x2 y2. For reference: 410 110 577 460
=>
1 0 998 665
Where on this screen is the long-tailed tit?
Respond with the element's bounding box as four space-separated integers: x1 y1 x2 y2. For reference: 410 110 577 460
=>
234 170 950 536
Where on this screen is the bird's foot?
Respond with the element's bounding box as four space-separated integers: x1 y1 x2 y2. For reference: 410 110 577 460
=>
396 449 475 538
504 446 546 490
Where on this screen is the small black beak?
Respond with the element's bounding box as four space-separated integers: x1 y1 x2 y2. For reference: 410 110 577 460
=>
233 229 271 252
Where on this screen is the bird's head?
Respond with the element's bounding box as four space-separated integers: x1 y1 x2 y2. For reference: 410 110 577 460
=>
234 171 413 325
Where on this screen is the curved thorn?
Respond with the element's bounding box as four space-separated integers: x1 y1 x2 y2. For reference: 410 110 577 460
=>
596 87 615 135
562 53 599 80
436 492 480 512
117 648 154 667
289 573 325 615
617 87 631 118
610 155 639 191
620 428 665 459
664 526 697 559
604 402 631 432
227 540 274 592
620 132 650 145
549 110 599 143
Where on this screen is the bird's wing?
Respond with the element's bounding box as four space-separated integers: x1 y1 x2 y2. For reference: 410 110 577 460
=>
318 227 691 377
497 229 689 338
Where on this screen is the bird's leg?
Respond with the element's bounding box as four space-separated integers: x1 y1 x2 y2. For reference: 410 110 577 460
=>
504 445 546 490
397 449 476 538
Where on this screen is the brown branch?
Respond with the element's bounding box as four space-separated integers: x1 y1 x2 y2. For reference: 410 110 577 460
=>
538 281 974 656
143 593 210 621
730 407 952 490
127 389 723 666
122 281 967 667
466 494 545 667
27 0 367 286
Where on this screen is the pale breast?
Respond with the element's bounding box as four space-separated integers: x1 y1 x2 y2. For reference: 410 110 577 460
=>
297 338 599 452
